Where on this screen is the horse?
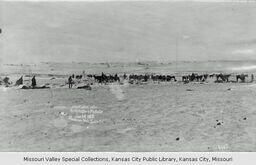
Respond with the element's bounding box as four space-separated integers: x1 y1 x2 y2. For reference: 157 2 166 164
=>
236 74 248 83
215 73 231 82
75 75 83 79
195 75 203 82
209 74 215 78
202 74 209 81
166 75 177 82
223 74 231 82
189 73 196 81
182 75 190 83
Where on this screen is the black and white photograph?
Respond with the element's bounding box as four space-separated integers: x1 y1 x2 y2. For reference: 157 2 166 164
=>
0 0 256 157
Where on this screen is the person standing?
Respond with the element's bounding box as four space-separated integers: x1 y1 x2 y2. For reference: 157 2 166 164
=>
31 76 36 88
68 76 73 88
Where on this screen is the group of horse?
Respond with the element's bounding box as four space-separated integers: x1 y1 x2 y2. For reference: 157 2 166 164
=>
86 73 121 83
80 72 252 84
75 73 177 84
181 73 251 83
211 73 250 83
0 72 253 88
181 73 232 83
69 72 252 84
182 73 209 83
129 74 177 83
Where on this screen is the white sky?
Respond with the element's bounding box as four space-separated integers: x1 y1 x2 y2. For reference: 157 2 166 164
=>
1 1 256 63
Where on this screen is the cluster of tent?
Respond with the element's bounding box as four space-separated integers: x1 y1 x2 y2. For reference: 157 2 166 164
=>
0 76 38 89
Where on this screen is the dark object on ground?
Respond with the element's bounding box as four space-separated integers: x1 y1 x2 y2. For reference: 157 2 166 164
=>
186 89 193 91
176 137 180 141
21 86 29 89
227 88 231 90
214 80 224 83
21 85 50 89
77 85 92 90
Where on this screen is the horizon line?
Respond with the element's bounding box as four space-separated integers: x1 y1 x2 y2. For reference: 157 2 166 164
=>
2 59 256 65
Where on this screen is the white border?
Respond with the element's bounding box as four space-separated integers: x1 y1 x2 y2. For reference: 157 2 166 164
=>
1 0 256 3
0 152 255 165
